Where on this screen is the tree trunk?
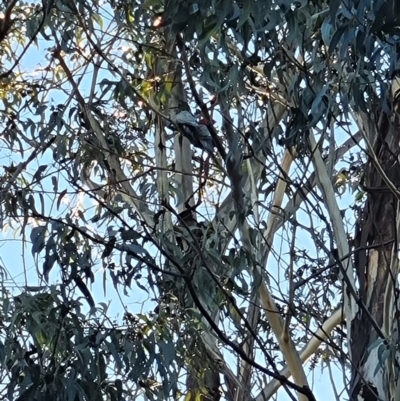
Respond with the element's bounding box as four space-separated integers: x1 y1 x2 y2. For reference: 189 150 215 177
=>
153 33 222 401
351 108 400 401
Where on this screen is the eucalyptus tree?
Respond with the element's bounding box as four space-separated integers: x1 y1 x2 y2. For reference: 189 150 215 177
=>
0 0 399 401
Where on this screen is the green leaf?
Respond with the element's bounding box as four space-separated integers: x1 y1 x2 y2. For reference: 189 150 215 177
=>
198 15 220 44
31 226 46 255
328 24 348 54
120 229 142 241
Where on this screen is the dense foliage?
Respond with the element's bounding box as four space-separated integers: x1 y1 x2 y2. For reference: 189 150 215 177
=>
1 0 400 400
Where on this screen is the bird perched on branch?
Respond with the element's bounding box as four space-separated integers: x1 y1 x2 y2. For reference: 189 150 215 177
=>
174 110 214 154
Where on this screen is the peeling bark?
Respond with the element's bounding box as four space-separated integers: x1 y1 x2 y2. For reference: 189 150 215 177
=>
351 109 400 401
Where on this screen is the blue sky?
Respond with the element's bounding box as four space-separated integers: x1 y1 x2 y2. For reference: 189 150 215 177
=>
0 14 359 401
